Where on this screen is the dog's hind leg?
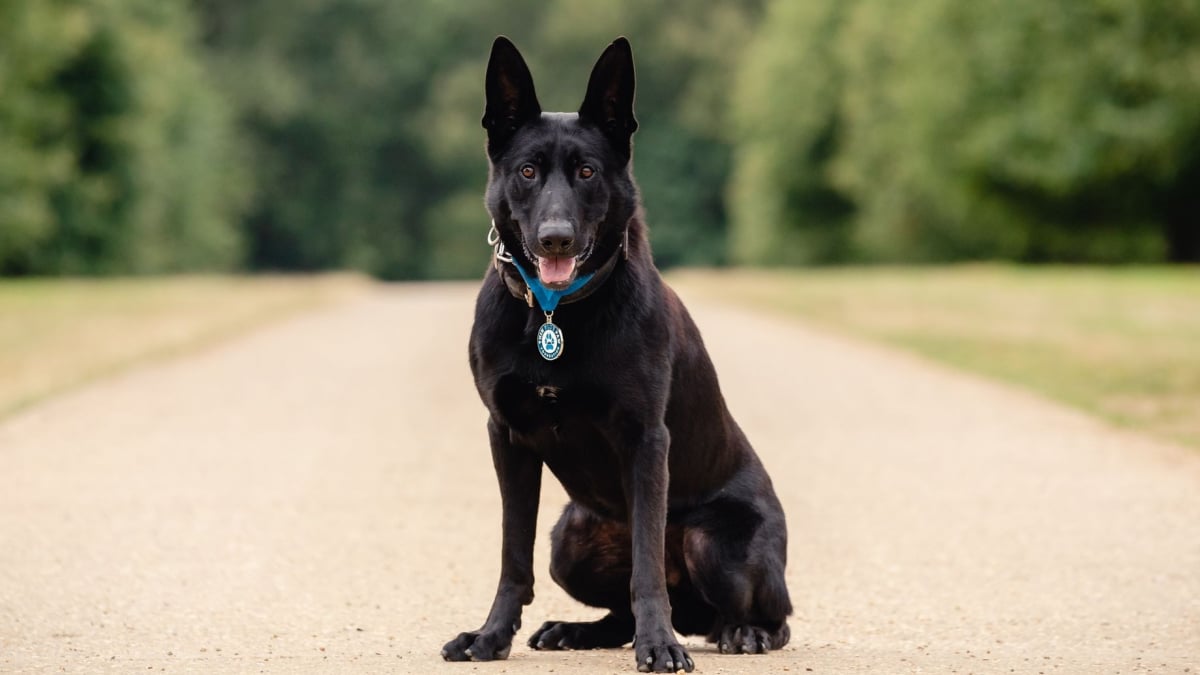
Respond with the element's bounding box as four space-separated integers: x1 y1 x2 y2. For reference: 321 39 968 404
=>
682 498 792 655
529 611 634 650
529 502 636 650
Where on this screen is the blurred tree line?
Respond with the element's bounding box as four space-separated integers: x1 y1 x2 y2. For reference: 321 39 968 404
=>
1 0 1196 277
0 0 240 274
732 0 1200 264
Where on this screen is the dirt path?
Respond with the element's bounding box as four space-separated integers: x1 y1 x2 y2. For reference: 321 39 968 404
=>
1 283 1197 674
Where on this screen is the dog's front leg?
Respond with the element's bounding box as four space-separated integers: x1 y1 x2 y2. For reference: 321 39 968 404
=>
625 423 694 673
442 418 542 662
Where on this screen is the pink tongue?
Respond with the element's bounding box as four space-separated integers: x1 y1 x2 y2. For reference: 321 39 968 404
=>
537 256 576 284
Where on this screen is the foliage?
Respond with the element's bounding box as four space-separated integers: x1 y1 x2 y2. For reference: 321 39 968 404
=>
728 0 858 265
0 0 241 274
192 0 762 279
732 0 1200 264
2 0 1198 277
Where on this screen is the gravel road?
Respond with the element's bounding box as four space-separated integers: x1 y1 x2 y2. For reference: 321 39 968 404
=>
1 282 1197 674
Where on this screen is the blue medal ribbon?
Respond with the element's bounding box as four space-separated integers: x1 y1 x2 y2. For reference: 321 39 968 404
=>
511 261 595 312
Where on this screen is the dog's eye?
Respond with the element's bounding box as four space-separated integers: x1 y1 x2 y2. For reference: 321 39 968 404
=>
578 165 594 179
520 164 537 179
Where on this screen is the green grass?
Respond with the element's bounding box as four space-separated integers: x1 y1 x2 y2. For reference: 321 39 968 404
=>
671 265 1200 449
0 274 368 418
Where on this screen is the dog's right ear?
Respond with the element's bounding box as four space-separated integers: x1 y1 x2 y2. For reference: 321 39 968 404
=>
483 36 541 156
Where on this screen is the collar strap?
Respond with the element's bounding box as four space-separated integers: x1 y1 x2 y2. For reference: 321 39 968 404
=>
495 228 627 309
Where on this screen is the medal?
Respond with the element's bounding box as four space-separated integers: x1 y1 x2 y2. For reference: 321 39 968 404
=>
536 312 564 361
509 261 594 362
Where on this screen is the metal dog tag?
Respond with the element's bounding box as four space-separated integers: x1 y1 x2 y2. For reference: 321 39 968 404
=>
537 312 564 361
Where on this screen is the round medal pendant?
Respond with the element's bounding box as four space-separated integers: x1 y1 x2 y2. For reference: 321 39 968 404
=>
537 320 564 361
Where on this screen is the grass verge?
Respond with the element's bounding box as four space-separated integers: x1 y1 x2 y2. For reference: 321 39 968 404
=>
0 274 369 419
671 265 1200 449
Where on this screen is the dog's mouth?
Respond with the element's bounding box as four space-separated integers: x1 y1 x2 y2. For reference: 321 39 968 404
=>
536 255 577 289
522 240 592 290
509 227 592 290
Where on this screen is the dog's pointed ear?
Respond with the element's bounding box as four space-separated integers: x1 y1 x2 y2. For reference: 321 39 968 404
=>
483 36 541 156
579 37 638 161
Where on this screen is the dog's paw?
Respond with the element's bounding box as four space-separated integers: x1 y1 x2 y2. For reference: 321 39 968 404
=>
634 635 693 673
529 621 583 650
440 630 512 662
528 618 632 650
715 624 773 654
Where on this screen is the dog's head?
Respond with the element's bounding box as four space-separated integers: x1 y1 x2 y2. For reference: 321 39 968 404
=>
482 37 639 290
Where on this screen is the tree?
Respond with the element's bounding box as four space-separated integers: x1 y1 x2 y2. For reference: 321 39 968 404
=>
728 0 857 265
836 0 1200 262
0 0 241 274
194 0 762 279
732 0 1200 264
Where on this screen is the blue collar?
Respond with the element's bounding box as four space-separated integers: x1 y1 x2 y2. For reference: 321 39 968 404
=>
511 261 595 312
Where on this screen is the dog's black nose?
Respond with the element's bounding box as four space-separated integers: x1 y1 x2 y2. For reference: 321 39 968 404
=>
538 220 574 254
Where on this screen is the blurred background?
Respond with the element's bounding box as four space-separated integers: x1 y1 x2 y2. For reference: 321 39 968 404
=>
5 5 1200 670
1 0 1199 447
2 0 1197 280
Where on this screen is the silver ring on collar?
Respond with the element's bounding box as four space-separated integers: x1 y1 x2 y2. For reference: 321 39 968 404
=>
487 219 513 264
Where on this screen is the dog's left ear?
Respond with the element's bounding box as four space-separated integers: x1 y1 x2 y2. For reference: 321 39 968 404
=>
579 37 638 161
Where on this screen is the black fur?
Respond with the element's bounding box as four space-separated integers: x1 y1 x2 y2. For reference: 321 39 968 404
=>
441 36 792 673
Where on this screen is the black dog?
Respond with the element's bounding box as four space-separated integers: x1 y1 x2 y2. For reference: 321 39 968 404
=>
441 36 791 673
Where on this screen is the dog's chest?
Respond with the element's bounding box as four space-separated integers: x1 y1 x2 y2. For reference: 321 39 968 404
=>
487 372 626 513
490 371 597 432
